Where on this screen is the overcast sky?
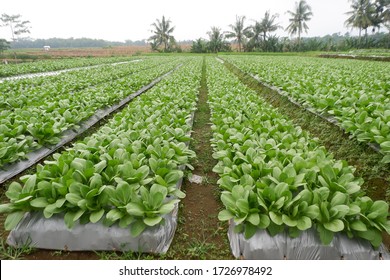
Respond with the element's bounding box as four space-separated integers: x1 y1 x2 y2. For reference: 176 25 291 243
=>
1 0 358 42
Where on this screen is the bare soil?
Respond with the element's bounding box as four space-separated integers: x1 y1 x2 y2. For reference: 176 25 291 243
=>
2 44 192 62
167 58 232 259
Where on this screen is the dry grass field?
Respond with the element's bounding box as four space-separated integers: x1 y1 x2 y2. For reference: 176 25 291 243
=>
3 44 193 61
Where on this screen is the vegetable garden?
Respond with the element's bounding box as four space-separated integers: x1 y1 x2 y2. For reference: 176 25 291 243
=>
0 54 389 259
223 56 390 163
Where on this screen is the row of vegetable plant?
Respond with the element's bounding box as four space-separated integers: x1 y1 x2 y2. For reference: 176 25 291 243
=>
0 56 203 237
0 57 182 167
207 57 390 248
0 59 151 96
0 56 137 78
223 55 390 163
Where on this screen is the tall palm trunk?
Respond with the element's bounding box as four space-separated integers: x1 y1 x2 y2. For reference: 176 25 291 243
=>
298 32 301 48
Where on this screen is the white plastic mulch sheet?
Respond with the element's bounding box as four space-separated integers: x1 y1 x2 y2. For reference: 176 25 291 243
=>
228 222 390 260
7 204 178 253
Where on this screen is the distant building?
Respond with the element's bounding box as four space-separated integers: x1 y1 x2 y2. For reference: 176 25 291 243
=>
43 46 50 51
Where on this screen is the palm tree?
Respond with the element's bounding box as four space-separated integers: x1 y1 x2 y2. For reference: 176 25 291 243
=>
256 11 281 51
247 21 262 50
345 0 376 46
258 11 281 43
225 15 251 52
372 0 390 31
148 15 176 52
207 26 226 53
286 1 313 47
383 0 390 24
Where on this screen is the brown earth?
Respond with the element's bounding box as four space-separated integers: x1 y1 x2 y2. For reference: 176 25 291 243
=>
167 58 232 259
3 44 192 62
38 46 151 57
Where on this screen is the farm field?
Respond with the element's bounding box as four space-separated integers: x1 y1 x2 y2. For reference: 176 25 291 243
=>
0 54 389 260
0 56 141 78
223 55 390 163
319 49 390 62
0 57 182 168
208 57 388 248
1 46 152 62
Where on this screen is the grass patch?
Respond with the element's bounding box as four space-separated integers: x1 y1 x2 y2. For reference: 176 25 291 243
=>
0 237 35 260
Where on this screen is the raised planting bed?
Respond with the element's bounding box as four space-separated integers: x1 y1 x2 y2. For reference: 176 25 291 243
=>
223 55 390 164
207 57 390 259
0 57 180 168
0 57 203 253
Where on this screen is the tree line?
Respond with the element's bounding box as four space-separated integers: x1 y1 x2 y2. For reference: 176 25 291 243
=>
149 0 390 52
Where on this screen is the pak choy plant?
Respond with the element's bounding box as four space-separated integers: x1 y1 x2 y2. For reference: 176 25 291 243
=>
0 57 182 168
207 56 390 248
218 184 270 239
0 156 112 230
312 188 351 245
225 55 390 163
347 196 390 248
0 175 37 230
280 189 319 238
259 181 292 237
0 57 202 235
105 182 181 237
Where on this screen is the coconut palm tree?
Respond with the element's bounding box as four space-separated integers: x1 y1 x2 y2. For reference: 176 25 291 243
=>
345 0 376 46
372 0 390 31
286 1 313 47
258 11 281 43
257 11 281 51
148 15 176 52
247 21 262 51
382 0 390 24
382 1 390 46
207 26 227 53
225 15 251 52
247 12 280 52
